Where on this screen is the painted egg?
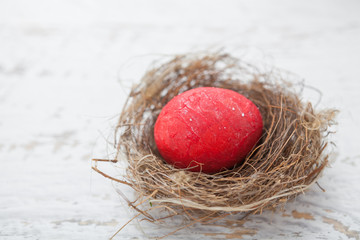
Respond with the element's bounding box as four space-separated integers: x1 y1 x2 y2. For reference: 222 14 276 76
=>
154 87 263 174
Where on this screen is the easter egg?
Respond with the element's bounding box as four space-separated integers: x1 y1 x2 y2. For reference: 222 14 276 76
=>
154 87 263 174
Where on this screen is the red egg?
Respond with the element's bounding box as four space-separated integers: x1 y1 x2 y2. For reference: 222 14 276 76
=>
154 87 263 174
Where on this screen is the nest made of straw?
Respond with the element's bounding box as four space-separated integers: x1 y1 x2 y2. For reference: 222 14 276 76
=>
97 52 337 228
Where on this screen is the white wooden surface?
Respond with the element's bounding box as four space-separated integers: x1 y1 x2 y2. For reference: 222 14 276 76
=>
1 0 360 239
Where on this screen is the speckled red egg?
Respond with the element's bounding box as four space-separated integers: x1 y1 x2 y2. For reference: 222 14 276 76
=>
154 87 263 174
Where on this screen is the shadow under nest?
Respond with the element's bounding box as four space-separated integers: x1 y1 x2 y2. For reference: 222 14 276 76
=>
94 52 337 236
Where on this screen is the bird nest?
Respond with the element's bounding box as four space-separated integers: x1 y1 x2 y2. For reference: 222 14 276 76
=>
93 52 337 237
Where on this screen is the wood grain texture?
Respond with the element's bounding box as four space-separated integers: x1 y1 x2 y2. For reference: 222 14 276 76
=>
1 0 359 239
